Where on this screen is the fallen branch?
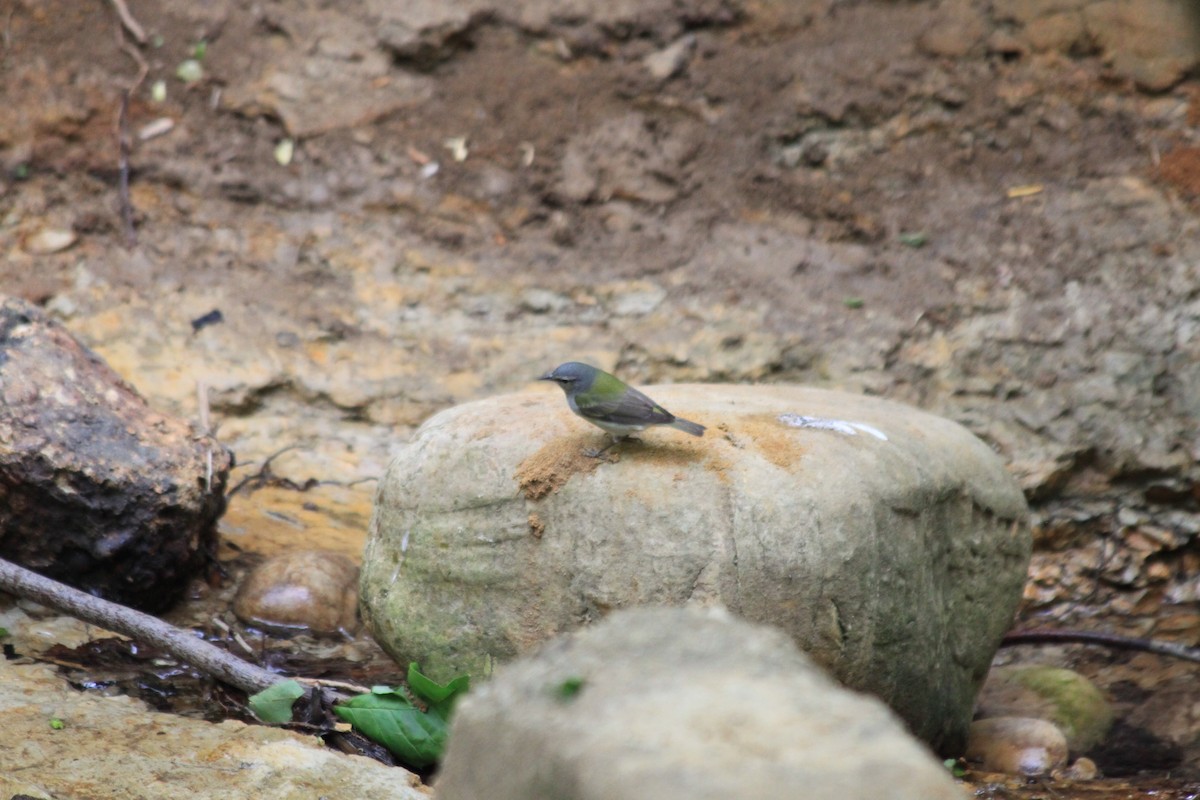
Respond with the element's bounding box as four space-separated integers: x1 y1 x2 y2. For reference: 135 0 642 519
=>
1002 627 1200 664
0 556 283 695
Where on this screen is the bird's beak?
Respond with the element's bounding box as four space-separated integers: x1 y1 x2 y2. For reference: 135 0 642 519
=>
537 371 554 381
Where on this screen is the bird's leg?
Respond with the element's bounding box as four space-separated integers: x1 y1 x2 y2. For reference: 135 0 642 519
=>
583 434 627 459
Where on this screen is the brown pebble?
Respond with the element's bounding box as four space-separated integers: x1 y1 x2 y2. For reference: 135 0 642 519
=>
966 716 1068 776
1053 756 1100 781
233 550 360 636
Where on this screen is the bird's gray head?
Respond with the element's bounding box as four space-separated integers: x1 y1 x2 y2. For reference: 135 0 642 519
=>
538 361 598 395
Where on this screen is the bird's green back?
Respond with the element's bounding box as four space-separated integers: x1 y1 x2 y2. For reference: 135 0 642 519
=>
589 368 631 396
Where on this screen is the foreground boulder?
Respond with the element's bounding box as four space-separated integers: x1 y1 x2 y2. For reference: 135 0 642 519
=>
437 606 965 800
0 297 231 611
361 383 1030 751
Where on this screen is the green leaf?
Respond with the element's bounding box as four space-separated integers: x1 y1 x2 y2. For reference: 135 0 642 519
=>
49 718 65 730
333 664 470 768
554 676 585 702
249 680 306 724
899 231 928 248
843 296 864 309
333 689 445 767
0 627 9 638
406 662 470 707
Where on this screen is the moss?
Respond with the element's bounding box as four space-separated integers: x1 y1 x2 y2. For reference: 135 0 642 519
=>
1008 666 1114 752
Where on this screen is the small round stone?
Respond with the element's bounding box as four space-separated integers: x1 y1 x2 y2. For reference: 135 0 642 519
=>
233 550 360 636
975 665 1113 752
966 716 1069 776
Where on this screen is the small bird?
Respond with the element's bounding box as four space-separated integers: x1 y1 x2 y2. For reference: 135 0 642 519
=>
538 361 705 457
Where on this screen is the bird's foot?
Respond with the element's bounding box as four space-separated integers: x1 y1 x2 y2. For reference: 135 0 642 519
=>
583 435 635 460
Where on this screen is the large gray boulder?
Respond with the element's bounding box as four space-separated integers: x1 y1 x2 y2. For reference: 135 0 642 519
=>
436 606 966 800
361 384 1030 752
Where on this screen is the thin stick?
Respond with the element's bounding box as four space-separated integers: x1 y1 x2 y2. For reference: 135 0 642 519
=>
1002 628 1200 664
197 380 211 434
198 381 214 492
300 677 372 695
108 0 147 44
114 17 148 92
117 89 137 248
0 557 283 695
112 8 148 251
226 444 302 497
2 3 15 63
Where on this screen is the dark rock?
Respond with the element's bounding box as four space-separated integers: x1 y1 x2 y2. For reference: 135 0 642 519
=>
1085 720 1184 776
0 297 232 611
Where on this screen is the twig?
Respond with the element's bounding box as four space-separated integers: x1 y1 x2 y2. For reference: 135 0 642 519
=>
226 445 380 497
114 16 148 92
117 89 137 248
111 6 147 251
1 2 16 65
0 557 285 695
1002 628 1200 664
197 381 214 491
226 444 303 497
108 0 147 44
197 380 211 433
299 677 372 695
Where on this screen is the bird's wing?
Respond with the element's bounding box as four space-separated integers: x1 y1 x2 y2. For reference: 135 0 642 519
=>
574 385 676 426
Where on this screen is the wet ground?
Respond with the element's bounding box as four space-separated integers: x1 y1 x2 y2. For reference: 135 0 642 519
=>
3 0 1200 793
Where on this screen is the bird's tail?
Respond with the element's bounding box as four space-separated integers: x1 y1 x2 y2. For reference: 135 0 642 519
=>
670 417 705 437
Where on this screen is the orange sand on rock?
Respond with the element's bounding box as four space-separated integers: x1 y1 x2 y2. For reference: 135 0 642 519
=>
513 410 806 500
515 434 605 500
738 413 808 469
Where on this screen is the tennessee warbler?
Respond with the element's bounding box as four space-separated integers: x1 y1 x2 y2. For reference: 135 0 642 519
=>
538 361 705 457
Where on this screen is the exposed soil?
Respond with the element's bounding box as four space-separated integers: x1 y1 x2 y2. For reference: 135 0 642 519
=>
4 0 1200 792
